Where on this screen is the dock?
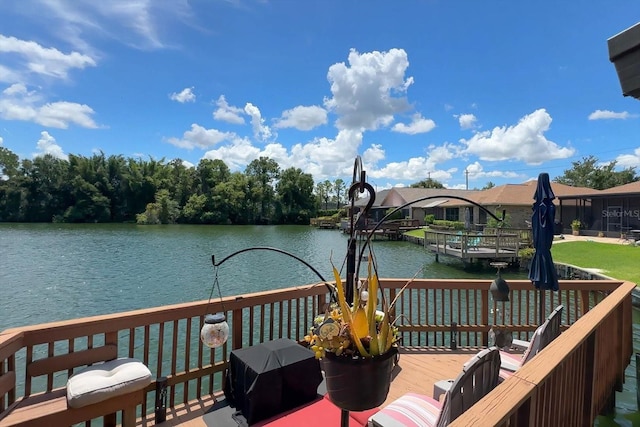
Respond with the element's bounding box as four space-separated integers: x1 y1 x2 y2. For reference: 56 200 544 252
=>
424 229 529 264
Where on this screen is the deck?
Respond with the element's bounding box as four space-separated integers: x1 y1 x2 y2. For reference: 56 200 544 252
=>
136 348 488 426
0 278 634 427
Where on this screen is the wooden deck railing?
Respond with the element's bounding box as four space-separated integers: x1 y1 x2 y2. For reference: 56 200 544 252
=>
0 279 633 426
452 280 635 426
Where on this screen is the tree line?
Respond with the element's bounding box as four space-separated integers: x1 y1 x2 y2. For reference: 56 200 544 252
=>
1 147 636 225
0 147 345 225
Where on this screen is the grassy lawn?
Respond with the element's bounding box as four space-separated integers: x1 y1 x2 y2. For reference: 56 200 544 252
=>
404 228 427 238
551 242 640 285
403 228 640 285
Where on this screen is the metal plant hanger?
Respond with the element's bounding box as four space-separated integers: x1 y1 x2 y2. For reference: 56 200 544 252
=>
200 156 507 347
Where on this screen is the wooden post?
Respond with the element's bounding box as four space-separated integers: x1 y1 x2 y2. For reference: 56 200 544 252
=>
232 308 243 350
481 289 489 346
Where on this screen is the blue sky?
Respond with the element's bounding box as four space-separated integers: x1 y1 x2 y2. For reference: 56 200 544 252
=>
1 1 639 189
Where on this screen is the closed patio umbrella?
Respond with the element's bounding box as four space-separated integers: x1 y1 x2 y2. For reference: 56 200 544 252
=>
528 173 559 322
464 207 471 231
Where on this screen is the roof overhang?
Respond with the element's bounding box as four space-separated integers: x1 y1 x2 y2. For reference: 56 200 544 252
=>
608 22 640 100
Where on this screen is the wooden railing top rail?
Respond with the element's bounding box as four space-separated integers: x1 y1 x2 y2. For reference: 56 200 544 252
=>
1 279 625 339
1 283 329 344
377 278 624 292
0 332 23 363
451 280 636 426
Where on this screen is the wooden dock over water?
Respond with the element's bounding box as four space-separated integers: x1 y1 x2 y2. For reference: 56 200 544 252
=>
424 229 530 264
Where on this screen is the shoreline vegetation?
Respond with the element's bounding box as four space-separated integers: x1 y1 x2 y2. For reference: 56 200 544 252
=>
0 148 348 226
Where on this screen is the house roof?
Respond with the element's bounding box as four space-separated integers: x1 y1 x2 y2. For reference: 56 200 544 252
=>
457 180 600 206
353 187 478 209
385 187 477 208
562 180 640 197
354 179 638 210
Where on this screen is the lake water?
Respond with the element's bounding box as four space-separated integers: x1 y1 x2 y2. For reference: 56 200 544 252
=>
0 223 637 425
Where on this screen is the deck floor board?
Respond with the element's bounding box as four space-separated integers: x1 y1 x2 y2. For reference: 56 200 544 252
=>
137 346 513 426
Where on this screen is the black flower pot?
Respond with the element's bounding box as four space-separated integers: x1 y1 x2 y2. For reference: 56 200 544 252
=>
320 346 398 411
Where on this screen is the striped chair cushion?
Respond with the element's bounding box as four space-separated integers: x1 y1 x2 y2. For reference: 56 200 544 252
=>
499 368 515 380
368 393 442 427
499 350 524 372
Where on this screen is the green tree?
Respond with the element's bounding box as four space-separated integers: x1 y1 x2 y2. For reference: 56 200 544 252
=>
316 180 332 210
0 147 19 179
213 172 248 224
333 178 346 209
0 147 24 221
482 181 496 190
245 157 280 223
22 155 70 222
410 177 445 189
168 159 196 209
554 155 638 189
276 167 316 223
64 176 111 222
156 189 180 224
181 194 208 224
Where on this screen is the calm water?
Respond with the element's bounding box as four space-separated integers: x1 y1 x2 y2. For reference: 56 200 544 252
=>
0 223 638 424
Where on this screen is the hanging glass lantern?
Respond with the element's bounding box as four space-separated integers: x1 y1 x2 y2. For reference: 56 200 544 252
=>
200 313 229 348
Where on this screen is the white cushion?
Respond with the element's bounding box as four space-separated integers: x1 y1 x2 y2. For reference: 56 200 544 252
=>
67 357 152 408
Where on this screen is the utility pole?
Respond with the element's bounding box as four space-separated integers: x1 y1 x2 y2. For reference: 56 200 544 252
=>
465 169 469 190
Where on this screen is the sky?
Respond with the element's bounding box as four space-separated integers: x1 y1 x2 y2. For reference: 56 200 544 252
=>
1 1 640 190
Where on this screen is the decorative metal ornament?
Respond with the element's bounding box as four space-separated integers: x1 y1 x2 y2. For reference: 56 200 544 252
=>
490 262 510 302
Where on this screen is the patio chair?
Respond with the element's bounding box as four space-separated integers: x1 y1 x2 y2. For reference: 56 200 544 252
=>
468 233 482 251
448 231 463 249
500 305 564 376
368 347 501 427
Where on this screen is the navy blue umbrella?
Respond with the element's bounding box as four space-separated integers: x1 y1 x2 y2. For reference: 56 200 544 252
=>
528 173 559 322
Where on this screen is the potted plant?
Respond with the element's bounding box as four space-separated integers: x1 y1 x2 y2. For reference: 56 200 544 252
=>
571 219 581 236
305 250 403 411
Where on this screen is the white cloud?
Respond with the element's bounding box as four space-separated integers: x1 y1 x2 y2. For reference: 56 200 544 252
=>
444 104 454 111
368 155 455 183
33 131 66 159
244 102 272 141
213 95 245 124
274 105 327 131
169 87 195 103
181 159 195 169
0 64 20 83
460 109 574 165
288 129 363 178
457 113 478 130
0 34 96 80
0 136 3 145
427 144 456 163
29 0 193 50
465 161 519 180
0 84 98 128
615 147 640 168
166 124 236 149
362 144 385 168
324 48 413 131
588 110 638 120
202 137 262 170
199 129 363 179
3 83 28 96
392 113 436 135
